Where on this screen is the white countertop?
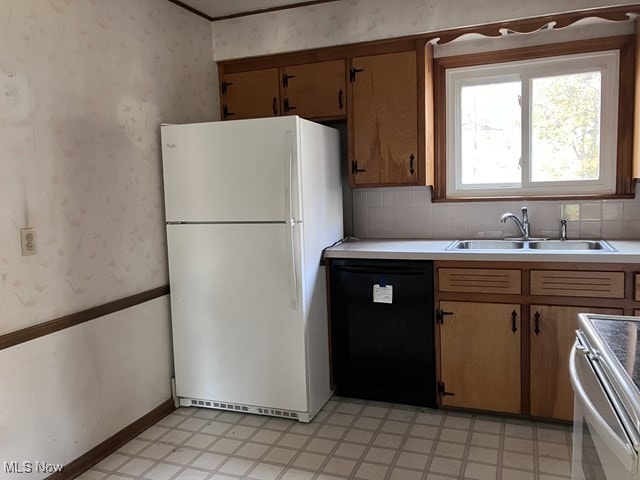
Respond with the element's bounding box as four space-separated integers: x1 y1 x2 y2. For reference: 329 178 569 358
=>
325 239 640 263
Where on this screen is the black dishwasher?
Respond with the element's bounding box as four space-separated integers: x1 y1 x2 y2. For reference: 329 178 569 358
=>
329 258 436 407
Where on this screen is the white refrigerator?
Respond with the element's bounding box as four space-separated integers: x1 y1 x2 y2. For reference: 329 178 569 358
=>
161 116 343 422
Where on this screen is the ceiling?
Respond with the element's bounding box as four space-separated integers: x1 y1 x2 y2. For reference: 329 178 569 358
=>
174 0 337 21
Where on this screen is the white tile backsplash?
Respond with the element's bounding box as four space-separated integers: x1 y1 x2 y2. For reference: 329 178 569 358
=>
350 185 640 240
602 202 623 220
581 203 602 221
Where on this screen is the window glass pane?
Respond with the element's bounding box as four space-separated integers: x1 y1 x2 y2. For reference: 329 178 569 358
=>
531 71 601 182
460 81 521 185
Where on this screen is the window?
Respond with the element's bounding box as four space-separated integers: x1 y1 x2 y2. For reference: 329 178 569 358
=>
433 36 635 200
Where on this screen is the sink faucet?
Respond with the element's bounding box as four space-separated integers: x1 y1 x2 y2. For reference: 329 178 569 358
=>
501 207 531 240
560 219 568 241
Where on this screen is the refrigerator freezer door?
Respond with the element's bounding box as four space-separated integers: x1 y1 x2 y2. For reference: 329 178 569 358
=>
161 117 300 223
167 223 308 411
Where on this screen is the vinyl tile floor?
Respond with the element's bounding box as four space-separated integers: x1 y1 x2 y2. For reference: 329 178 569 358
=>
82 397 572 480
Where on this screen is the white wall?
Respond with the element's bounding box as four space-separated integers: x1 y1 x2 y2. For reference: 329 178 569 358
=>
1 297 173 480
0 0 216 335
0 0 217 475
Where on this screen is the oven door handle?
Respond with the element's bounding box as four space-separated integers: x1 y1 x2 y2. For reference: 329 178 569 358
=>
570 342 639 469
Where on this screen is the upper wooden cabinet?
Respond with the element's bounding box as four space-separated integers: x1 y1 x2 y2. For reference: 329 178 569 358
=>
350 51 418 187
221 68 280 120
281 60 346 120
220 61 347 122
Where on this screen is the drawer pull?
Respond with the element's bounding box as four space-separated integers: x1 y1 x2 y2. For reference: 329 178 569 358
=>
511 310 518 333
534 311 541 335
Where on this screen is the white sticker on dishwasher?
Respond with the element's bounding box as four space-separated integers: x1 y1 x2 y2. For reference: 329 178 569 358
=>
373 284 393 304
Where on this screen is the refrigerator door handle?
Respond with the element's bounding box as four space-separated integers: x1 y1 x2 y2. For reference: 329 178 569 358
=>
285 130 299 310
285 130 295 223
287 222 299 310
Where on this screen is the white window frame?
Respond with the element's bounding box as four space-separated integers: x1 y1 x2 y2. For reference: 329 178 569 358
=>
445 50 620 198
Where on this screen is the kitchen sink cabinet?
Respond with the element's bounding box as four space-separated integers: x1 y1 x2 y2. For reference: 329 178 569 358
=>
438 301 521 414
530 270 624 298
434 261 640 421
281 60 346 120
220 68 280 120
529 305 622 421
349 51 418 187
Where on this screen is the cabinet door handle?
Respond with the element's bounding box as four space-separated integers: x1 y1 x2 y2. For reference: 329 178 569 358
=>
409 154 415 175
272 97 278 116
511 310 518 333
534 312 540 335
338 89 344 110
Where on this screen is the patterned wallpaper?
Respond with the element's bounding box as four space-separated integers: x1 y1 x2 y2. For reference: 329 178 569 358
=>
212 0 630 60
0 0 216 335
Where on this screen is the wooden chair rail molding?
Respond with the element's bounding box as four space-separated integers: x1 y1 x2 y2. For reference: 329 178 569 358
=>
0 285 170 351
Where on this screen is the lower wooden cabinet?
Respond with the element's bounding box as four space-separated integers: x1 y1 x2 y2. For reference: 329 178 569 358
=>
439 301 521 414
529 305 622 421
435 261 640 421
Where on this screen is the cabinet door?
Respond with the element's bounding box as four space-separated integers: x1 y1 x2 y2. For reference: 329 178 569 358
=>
221 69 279 120
351 51 418 186
530 305 622 421
439 301 521 414
282 60 346 119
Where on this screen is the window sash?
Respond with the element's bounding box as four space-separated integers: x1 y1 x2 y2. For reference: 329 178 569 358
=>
445 50 619 198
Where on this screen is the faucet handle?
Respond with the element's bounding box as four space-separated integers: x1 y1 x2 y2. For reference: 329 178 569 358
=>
520 206 528 222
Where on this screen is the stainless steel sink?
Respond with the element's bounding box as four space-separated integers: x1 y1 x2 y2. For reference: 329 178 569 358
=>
447 240 525 250
446 239 616 252
527 240 615 251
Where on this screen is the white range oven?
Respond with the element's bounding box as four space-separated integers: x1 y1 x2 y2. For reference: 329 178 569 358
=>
571 314 640 480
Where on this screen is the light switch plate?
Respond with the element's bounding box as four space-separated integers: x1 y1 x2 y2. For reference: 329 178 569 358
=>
20 228 36 256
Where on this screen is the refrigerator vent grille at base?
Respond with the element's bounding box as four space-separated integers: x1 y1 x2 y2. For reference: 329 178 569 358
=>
183 398 299 419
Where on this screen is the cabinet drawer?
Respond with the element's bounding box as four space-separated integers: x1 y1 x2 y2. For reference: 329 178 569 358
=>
438 268 521 294
636 274 640 301
530 270 624 298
